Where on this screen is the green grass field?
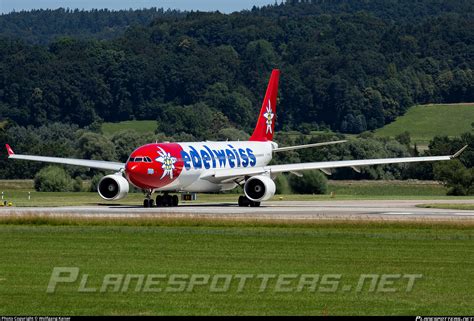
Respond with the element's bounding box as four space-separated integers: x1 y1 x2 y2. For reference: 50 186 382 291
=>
374 103 474 147
0 222 472 315
102 120 157 136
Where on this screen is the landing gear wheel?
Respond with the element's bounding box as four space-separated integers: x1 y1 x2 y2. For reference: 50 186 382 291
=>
143 199 154 208
143 189 154 208
156 195 163 207
238 196 252 207
164 195 171 207
155 194 179 207
250 201 261 207
238 196 245 207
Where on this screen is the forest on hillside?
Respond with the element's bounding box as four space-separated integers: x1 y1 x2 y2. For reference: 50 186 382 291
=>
0 0 472 135
0 8 185 44
0 1 472 192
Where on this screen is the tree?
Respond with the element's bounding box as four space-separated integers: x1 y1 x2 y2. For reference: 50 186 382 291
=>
288 170 327 194
34 166 74 192
395 131 411 147
433 160 473 196
274 174 292 194
89 173 105 192
111 130 150 162
77 132 117 161
215 128 250 141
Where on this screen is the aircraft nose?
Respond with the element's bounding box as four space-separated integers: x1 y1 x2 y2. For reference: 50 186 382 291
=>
124 143 184 189
124 150 163 189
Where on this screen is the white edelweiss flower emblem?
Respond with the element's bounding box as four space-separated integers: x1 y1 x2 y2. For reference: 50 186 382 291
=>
155 147 177 180
263 99 274 134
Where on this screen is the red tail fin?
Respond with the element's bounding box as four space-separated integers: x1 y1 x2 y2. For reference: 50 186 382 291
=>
249 69 280 142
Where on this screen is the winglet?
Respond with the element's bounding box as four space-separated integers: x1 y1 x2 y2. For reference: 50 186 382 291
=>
5 144 14 157
451 145 468 159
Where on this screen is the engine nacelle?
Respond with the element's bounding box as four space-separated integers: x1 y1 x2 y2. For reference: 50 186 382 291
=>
98 174 129 201
244 175 276 202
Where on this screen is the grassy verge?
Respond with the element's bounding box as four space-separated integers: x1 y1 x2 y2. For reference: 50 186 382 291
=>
416 204 474 211
1 180 472 207
1 214 473 228
0 179 34 190
326 180 448 197
0 223 472 315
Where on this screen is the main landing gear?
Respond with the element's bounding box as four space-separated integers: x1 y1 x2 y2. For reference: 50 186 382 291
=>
156 193 179 207
238 195 260 207
143 191 179 208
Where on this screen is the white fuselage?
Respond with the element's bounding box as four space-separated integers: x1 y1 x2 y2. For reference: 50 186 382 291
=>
125 140 276 192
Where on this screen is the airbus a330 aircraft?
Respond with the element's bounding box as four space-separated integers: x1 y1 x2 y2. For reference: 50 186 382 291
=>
5 69 467 207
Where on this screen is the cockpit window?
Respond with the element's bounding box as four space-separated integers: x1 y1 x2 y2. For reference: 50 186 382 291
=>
129 156 152 163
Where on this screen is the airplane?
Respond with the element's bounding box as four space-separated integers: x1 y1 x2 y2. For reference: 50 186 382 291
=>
5 69 468 208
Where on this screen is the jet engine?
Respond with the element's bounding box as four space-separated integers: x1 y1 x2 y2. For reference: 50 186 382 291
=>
98 174 129 200
244 175 276 202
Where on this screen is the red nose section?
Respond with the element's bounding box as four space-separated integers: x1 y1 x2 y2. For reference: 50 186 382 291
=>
125 143 184 189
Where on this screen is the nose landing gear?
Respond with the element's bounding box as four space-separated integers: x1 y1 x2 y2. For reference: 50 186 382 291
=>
143 189 154 208
143 198 154 208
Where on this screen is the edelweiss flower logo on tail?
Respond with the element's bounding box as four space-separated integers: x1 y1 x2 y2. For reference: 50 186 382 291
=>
155 146 177 179
263 99 274 134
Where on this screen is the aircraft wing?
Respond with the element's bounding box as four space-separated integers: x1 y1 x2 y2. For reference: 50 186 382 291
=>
5 144 125 171
201 145 468 183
